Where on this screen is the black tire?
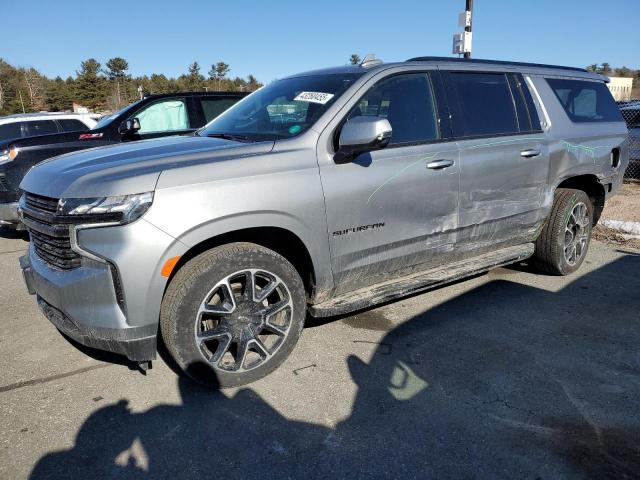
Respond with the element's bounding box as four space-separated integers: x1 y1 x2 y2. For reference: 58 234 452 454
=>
533 188 593 275
160 242 306 388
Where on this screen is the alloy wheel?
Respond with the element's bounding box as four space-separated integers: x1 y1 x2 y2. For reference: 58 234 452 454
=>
564 201 590 266
194 269 293 373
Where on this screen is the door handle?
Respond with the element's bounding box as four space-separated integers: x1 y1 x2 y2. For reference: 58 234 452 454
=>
426 159 455 170
520 149 541 158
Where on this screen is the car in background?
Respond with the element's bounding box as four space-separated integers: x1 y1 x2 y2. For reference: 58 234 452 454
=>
0 91 246 227
620 101 640 178
0 112 98 142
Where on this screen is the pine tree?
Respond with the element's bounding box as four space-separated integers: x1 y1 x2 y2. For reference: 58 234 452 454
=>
75 58 106 110
104 57 130 108
208 62 230 91
180 62 205 91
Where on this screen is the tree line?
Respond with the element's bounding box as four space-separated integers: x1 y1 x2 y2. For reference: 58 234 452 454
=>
586 63 640 98
585 62 638 78
1 56 637 117
0 57 263 116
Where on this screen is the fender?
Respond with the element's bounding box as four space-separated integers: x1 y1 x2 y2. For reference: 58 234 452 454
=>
154 210 335 303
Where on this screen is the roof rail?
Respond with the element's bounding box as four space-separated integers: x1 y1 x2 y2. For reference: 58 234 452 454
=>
406 56 588 73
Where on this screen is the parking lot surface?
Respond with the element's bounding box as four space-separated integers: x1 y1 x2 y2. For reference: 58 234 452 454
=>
1 230 639 479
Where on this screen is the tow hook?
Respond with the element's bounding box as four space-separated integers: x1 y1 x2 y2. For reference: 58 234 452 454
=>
137 361 153 373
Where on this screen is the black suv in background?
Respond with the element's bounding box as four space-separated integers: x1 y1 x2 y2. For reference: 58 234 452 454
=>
0 91 246 227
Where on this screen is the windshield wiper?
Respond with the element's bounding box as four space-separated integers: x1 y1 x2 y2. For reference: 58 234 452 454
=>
205 133 254 143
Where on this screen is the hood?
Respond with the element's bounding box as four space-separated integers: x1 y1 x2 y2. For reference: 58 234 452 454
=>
20 135 274 198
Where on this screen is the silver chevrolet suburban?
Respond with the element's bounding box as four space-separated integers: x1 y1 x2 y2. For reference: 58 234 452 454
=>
18 57 629 387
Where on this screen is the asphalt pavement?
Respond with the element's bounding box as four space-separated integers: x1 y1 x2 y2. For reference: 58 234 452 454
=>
1 229 639 479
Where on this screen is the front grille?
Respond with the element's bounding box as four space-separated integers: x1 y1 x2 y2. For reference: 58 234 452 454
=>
25 192 59 213
0 175 9 192
30 229 81 270
22 192 82 270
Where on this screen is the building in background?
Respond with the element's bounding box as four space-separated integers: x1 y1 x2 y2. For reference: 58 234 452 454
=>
607 77 634 101
72 102 90 114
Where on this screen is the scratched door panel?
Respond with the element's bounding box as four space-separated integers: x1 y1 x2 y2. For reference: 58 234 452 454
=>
456 135 549 253
441 70 551 254
320 141 460 295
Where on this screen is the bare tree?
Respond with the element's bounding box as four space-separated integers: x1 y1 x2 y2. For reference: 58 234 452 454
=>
23 68 46 110
0 78 4 111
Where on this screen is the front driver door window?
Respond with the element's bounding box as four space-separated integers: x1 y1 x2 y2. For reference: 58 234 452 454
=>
132 98 190 137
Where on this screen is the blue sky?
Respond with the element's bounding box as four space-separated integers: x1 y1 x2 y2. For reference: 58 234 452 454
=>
2 0 638 83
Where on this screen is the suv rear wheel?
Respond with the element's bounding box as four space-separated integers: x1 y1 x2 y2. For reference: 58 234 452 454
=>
160 242 306 388
533 188 593 275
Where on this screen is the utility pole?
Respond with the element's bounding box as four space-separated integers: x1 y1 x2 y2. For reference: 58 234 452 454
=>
464 0 473 59
453 1 473 58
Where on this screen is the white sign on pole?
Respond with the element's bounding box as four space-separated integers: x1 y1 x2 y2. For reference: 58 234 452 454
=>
452 31 473 55
458 10 471 28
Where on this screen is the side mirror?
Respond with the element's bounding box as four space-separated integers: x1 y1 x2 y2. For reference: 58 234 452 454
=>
334 116 392 164
119 117 141 135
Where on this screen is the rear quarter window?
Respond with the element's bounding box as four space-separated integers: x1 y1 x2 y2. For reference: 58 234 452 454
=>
546 78 622 123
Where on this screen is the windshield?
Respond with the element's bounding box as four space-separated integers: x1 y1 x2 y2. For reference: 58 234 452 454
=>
92 100 143 130
199 73 363 141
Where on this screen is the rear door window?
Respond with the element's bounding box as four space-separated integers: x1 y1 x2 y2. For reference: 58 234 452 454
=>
0 123 23 141
22 120 58 136
58 119 90 132
201 98 239 123
448 72 519 137
546 78 622 123
134 98 190 134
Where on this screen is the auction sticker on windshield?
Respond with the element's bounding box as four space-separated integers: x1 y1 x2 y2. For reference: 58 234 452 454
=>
294 92 335 104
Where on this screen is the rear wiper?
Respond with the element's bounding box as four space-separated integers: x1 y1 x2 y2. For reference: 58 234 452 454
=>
205 133 254 143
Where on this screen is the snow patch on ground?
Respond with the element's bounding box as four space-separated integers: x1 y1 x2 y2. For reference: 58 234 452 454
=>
601 220 640 237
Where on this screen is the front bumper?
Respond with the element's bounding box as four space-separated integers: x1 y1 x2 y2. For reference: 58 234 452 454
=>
19 216 188 363
20 252 157 361
0 201 19 225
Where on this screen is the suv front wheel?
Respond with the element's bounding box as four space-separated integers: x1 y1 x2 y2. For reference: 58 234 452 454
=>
160 242 306 388
533 188 594 275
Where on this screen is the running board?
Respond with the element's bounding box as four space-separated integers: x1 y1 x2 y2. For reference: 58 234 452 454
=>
310 243 534 317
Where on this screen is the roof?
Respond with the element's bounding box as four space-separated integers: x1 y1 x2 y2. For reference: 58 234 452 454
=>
142 91 248 99
285 56 604 81
0 112 95 120
407 56 588 73
285 65 367 78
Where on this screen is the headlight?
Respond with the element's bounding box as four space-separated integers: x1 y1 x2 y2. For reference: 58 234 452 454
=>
58 192 154 224
0 146 19 165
